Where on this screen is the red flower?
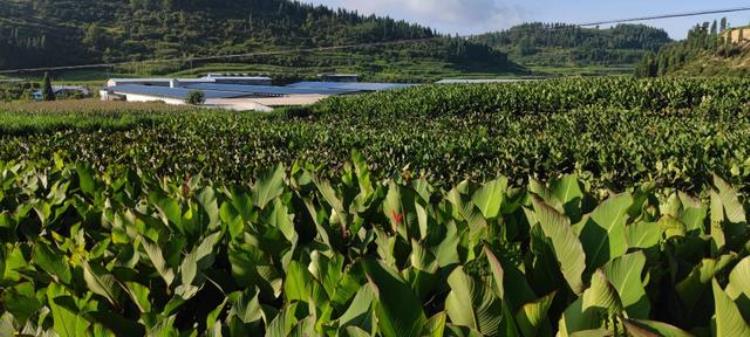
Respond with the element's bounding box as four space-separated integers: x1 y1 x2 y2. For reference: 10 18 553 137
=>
391 210 404 225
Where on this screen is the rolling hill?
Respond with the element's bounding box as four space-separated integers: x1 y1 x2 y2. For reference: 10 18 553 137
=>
472 23 671 69
0 0 522 79
635 19 750 77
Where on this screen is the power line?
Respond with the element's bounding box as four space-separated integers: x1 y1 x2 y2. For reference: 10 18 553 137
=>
0 37 440 74
1 6 750 74
577 6 750 27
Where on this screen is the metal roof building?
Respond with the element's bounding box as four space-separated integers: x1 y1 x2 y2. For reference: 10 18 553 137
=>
436 78 538 84
182 83 352 96
102 76 418 110
110 85 252 99
285 81 415 92
106 75 272 88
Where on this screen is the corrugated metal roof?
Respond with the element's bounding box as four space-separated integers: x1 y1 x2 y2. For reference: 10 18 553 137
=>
109 85 251 99
205 74 272 80
286 81 415 92
182 83 349 96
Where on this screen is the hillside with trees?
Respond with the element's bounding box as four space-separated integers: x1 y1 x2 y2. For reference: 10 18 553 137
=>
635 18 750 77
472 23 672 67
0 0 520 76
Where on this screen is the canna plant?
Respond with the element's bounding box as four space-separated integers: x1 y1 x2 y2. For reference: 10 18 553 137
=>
0 154 750 337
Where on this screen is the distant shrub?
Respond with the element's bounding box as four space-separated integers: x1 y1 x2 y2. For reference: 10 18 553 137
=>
283 105 314 119
185 90 205 105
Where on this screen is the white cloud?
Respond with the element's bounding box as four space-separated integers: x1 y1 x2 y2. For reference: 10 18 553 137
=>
304 0 527 34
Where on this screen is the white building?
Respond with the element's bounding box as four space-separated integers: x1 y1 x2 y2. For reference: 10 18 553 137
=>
102 76 414 111
32 85 91 100
106 75 272 88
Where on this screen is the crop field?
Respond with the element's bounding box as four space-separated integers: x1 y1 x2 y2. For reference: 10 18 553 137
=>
2 77 750 336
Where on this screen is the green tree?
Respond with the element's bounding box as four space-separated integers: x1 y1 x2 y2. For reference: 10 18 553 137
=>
711 20 718 36
41 72 55 101
634 51 658 78
185 90 204 105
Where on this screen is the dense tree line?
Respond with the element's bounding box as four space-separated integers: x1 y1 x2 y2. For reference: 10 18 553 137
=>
634 18 742 77
472 23 672 66
0 0 513 72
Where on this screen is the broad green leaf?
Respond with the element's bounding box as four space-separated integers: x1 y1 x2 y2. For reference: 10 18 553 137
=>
82 261 121 307
710 189 726 253
603 252 650 318
344 326 372 337
415 202 430 240
424 312 447 337
515 291 556 337
88 311 146 337
266 302 306 337
308 251 360 307
710 176 747 253
483 245 505 300
180 231 223 287
338 286 374 331
76 163 96 196
383 181 410 239
531 197 587 295
472 177 508 220
270 199 297 243
658 216 687 240
551 174 584 220
227 289 263 325
2 282 42 324
625 221 661 249
445 266 504 336
676 254 736 310
582 270 623 315
141 238 175 287
315 178 345 213
253 165 285 210
228 236 283 298
557 298 601 337
47 285 90 337
434 221 460 268
125 281 151 313
579 193 632 270
726 257 750 321
197 187 221 231
32 240 72 284
569 329 613 337
285 260 313 302
363 259 426 337
713 175 746 224
288 315 317 337
0 313 14 337
678 192 707 234
712 279 750 337
622 319 694 337
0 245 5 283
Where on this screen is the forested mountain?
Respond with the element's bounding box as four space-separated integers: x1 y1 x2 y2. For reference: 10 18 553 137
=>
0 0 517 74
473 23 672 66
635 18 750 77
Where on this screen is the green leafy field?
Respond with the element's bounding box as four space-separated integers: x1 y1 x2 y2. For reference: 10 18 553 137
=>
1 156 749 336
3 77 750 336
3 78 750 191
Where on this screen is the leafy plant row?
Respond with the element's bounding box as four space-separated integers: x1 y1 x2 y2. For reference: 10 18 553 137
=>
3 106 750 192
1 156 750 336
316 77 750 118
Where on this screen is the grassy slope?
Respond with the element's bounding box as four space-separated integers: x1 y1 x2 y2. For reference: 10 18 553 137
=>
0 0 526 83
667 45 750 77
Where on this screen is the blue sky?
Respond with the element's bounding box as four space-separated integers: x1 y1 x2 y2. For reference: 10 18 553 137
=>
301 0 750 39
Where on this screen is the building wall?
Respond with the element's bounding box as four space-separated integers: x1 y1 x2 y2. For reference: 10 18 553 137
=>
121 93 186 105
723 27 750 43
